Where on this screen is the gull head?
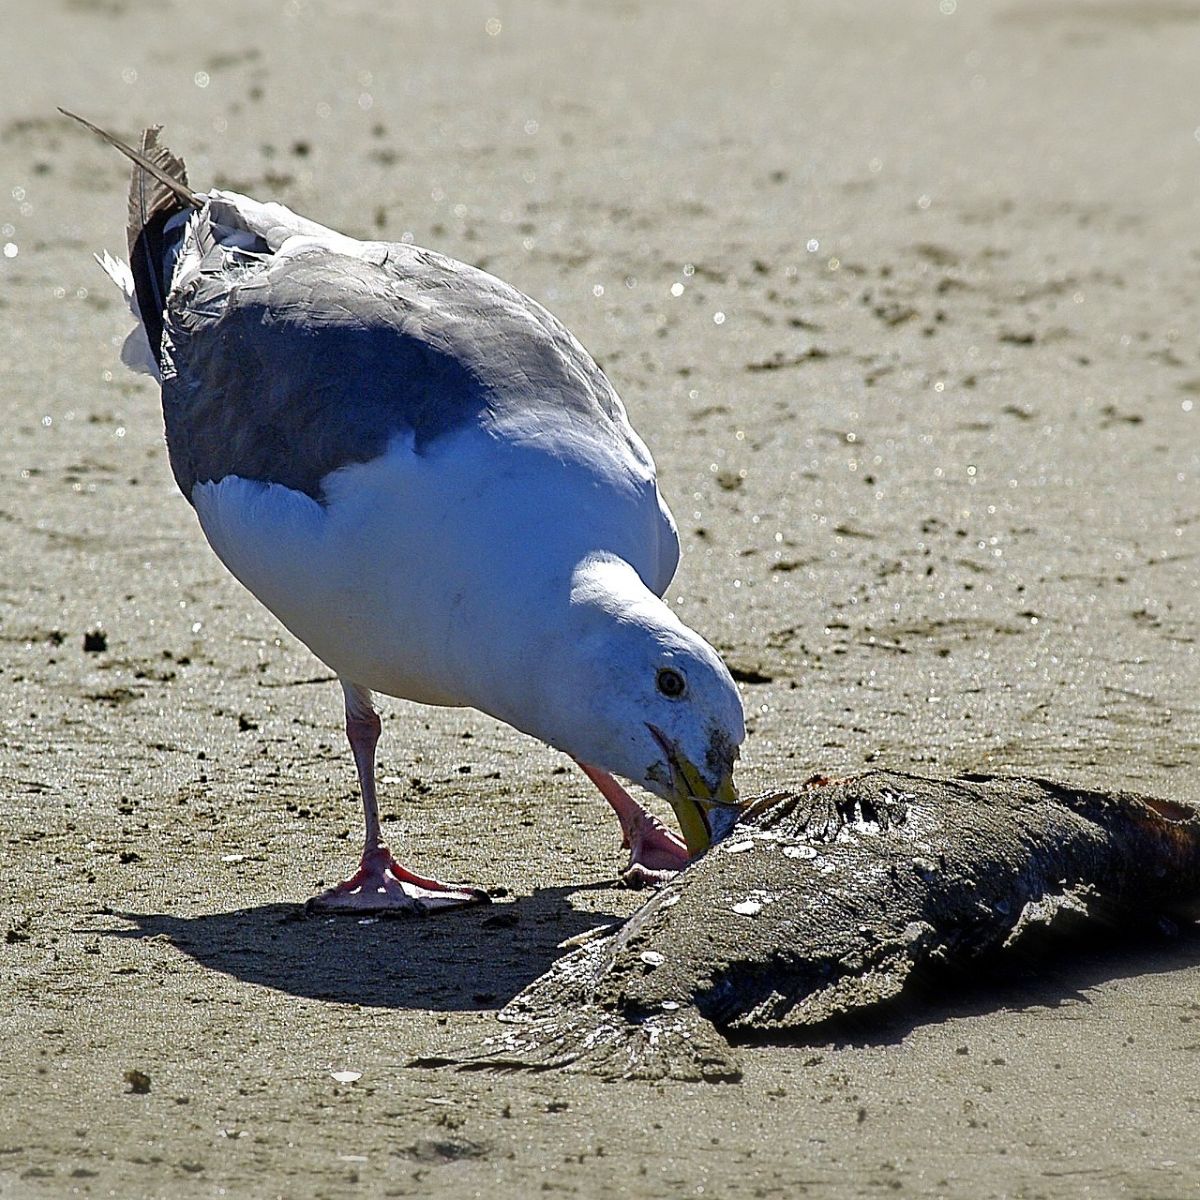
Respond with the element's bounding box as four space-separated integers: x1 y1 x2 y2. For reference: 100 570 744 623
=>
540 555 746 855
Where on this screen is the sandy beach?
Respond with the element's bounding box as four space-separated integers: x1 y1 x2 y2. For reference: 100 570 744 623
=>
2 1 1199 1195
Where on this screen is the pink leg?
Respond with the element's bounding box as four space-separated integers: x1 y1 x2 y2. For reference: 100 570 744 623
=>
306 683 489 915
575 761 691 889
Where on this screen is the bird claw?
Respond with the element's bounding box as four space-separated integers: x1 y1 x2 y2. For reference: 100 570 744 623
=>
305 844 490 915
620 860 684 890
619 812 691 890
574 761 693 891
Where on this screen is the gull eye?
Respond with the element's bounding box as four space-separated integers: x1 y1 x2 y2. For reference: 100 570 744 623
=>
656 667 687 699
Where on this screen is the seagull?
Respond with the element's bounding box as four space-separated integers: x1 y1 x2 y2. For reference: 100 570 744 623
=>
66 110 745 914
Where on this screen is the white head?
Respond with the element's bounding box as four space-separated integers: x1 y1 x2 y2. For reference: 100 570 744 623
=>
523 554 746 853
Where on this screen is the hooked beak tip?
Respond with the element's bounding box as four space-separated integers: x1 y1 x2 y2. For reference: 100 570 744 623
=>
672 768 742 854
647 725 742 855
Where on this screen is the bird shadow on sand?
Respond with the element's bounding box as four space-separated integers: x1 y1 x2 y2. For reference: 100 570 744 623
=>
103 883 625 1011
733 919 1200 1052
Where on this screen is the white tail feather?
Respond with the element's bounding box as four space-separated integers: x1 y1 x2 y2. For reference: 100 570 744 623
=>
94 249 159 379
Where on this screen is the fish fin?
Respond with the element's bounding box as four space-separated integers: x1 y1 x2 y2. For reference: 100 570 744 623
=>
741 774 909 841
410 1006 742 1084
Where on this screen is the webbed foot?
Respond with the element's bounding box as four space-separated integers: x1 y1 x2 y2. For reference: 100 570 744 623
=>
620 811 691 889
306 844 490 915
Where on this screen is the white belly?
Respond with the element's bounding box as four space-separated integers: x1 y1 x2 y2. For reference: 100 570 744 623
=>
191 425 676 708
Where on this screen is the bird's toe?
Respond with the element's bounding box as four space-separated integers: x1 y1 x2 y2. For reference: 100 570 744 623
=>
620 860 682 890
306 844 490 915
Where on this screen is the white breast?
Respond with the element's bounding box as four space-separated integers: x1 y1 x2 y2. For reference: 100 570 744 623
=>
191 423 678 713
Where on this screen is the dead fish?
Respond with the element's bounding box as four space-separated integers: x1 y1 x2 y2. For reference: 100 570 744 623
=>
414 771 1200 1083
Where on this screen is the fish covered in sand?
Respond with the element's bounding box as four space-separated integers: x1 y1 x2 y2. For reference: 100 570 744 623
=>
417 771 1200 1082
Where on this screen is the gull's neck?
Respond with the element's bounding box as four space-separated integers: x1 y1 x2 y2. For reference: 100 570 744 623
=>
459 553 663 754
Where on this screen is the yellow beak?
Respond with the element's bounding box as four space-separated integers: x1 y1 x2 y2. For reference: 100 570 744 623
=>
667 755 741 856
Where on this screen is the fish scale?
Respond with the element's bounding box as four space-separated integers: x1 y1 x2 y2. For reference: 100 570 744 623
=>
416 770 1200 1082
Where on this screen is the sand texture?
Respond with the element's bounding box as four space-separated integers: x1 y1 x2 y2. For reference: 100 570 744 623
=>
1 1 1199 1196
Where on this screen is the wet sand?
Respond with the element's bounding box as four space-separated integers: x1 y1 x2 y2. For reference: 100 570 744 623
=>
2 1 1199 1196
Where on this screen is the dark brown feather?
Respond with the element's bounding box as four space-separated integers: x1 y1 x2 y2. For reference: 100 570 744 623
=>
125 125 191 260
58 109 199 361
124 126 192 359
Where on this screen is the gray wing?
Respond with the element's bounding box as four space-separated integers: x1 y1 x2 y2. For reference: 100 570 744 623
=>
161 226 635 502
